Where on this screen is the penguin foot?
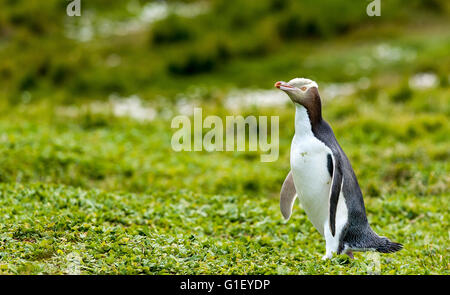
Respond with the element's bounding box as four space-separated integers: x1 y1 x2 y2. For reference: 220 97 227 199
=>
321 253 333 260
346 251 354 259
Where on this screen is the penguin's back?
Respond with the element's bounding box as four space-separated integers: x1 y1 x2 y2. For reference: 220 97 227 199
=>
312 119 383 251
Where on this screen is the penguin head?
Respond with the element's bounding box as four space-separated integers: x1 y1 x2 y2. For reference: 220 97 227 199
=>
274 78 320 107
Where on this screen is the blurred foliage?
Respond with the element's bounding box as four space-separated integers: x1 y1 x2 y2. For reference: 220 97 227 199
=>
0 0 449 102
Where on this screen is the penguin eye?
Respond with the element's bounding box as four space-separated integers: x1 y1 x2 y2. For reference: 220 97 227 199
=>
300 86 307 91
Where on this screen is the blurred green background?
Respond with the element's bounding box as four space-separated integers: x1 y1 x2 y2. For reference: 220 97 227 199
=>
0 0 448 274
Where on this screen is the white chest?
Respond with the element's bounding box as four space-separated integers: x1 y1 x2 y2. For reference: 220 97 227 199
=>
290 106 333 235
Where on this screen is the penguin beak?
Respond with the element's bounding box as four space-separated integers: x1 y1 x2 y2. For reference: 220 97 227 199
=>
275 81 295 92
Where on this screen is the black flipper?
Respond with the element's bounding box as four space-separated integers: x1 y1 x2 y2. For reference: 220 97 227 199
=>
329 155 343 237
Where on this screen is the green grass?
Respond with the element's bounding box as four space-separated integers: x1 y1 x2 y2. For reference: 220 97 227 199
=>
0 182 447 274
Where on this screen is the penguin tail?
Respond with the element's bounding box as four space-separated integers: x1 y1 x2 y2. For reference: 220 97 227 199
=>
375 237 403 253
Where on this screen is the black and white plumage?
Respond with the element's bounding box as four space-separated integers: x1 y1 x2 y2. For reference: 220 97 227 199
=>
276 78 402 259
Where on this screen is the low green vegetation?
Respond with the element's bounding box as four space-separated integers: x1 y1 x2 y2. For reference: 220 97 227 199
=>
0 182 447 274
0 0 448 274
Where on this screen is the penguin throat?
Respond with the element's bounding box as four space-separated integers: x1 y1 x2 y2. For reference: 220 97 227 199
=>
294 104 313 136
294 104 322 136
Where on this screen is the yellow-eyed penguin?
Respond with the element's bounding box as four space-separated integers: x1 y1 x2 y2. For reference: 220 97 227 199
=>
275 78 402 259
